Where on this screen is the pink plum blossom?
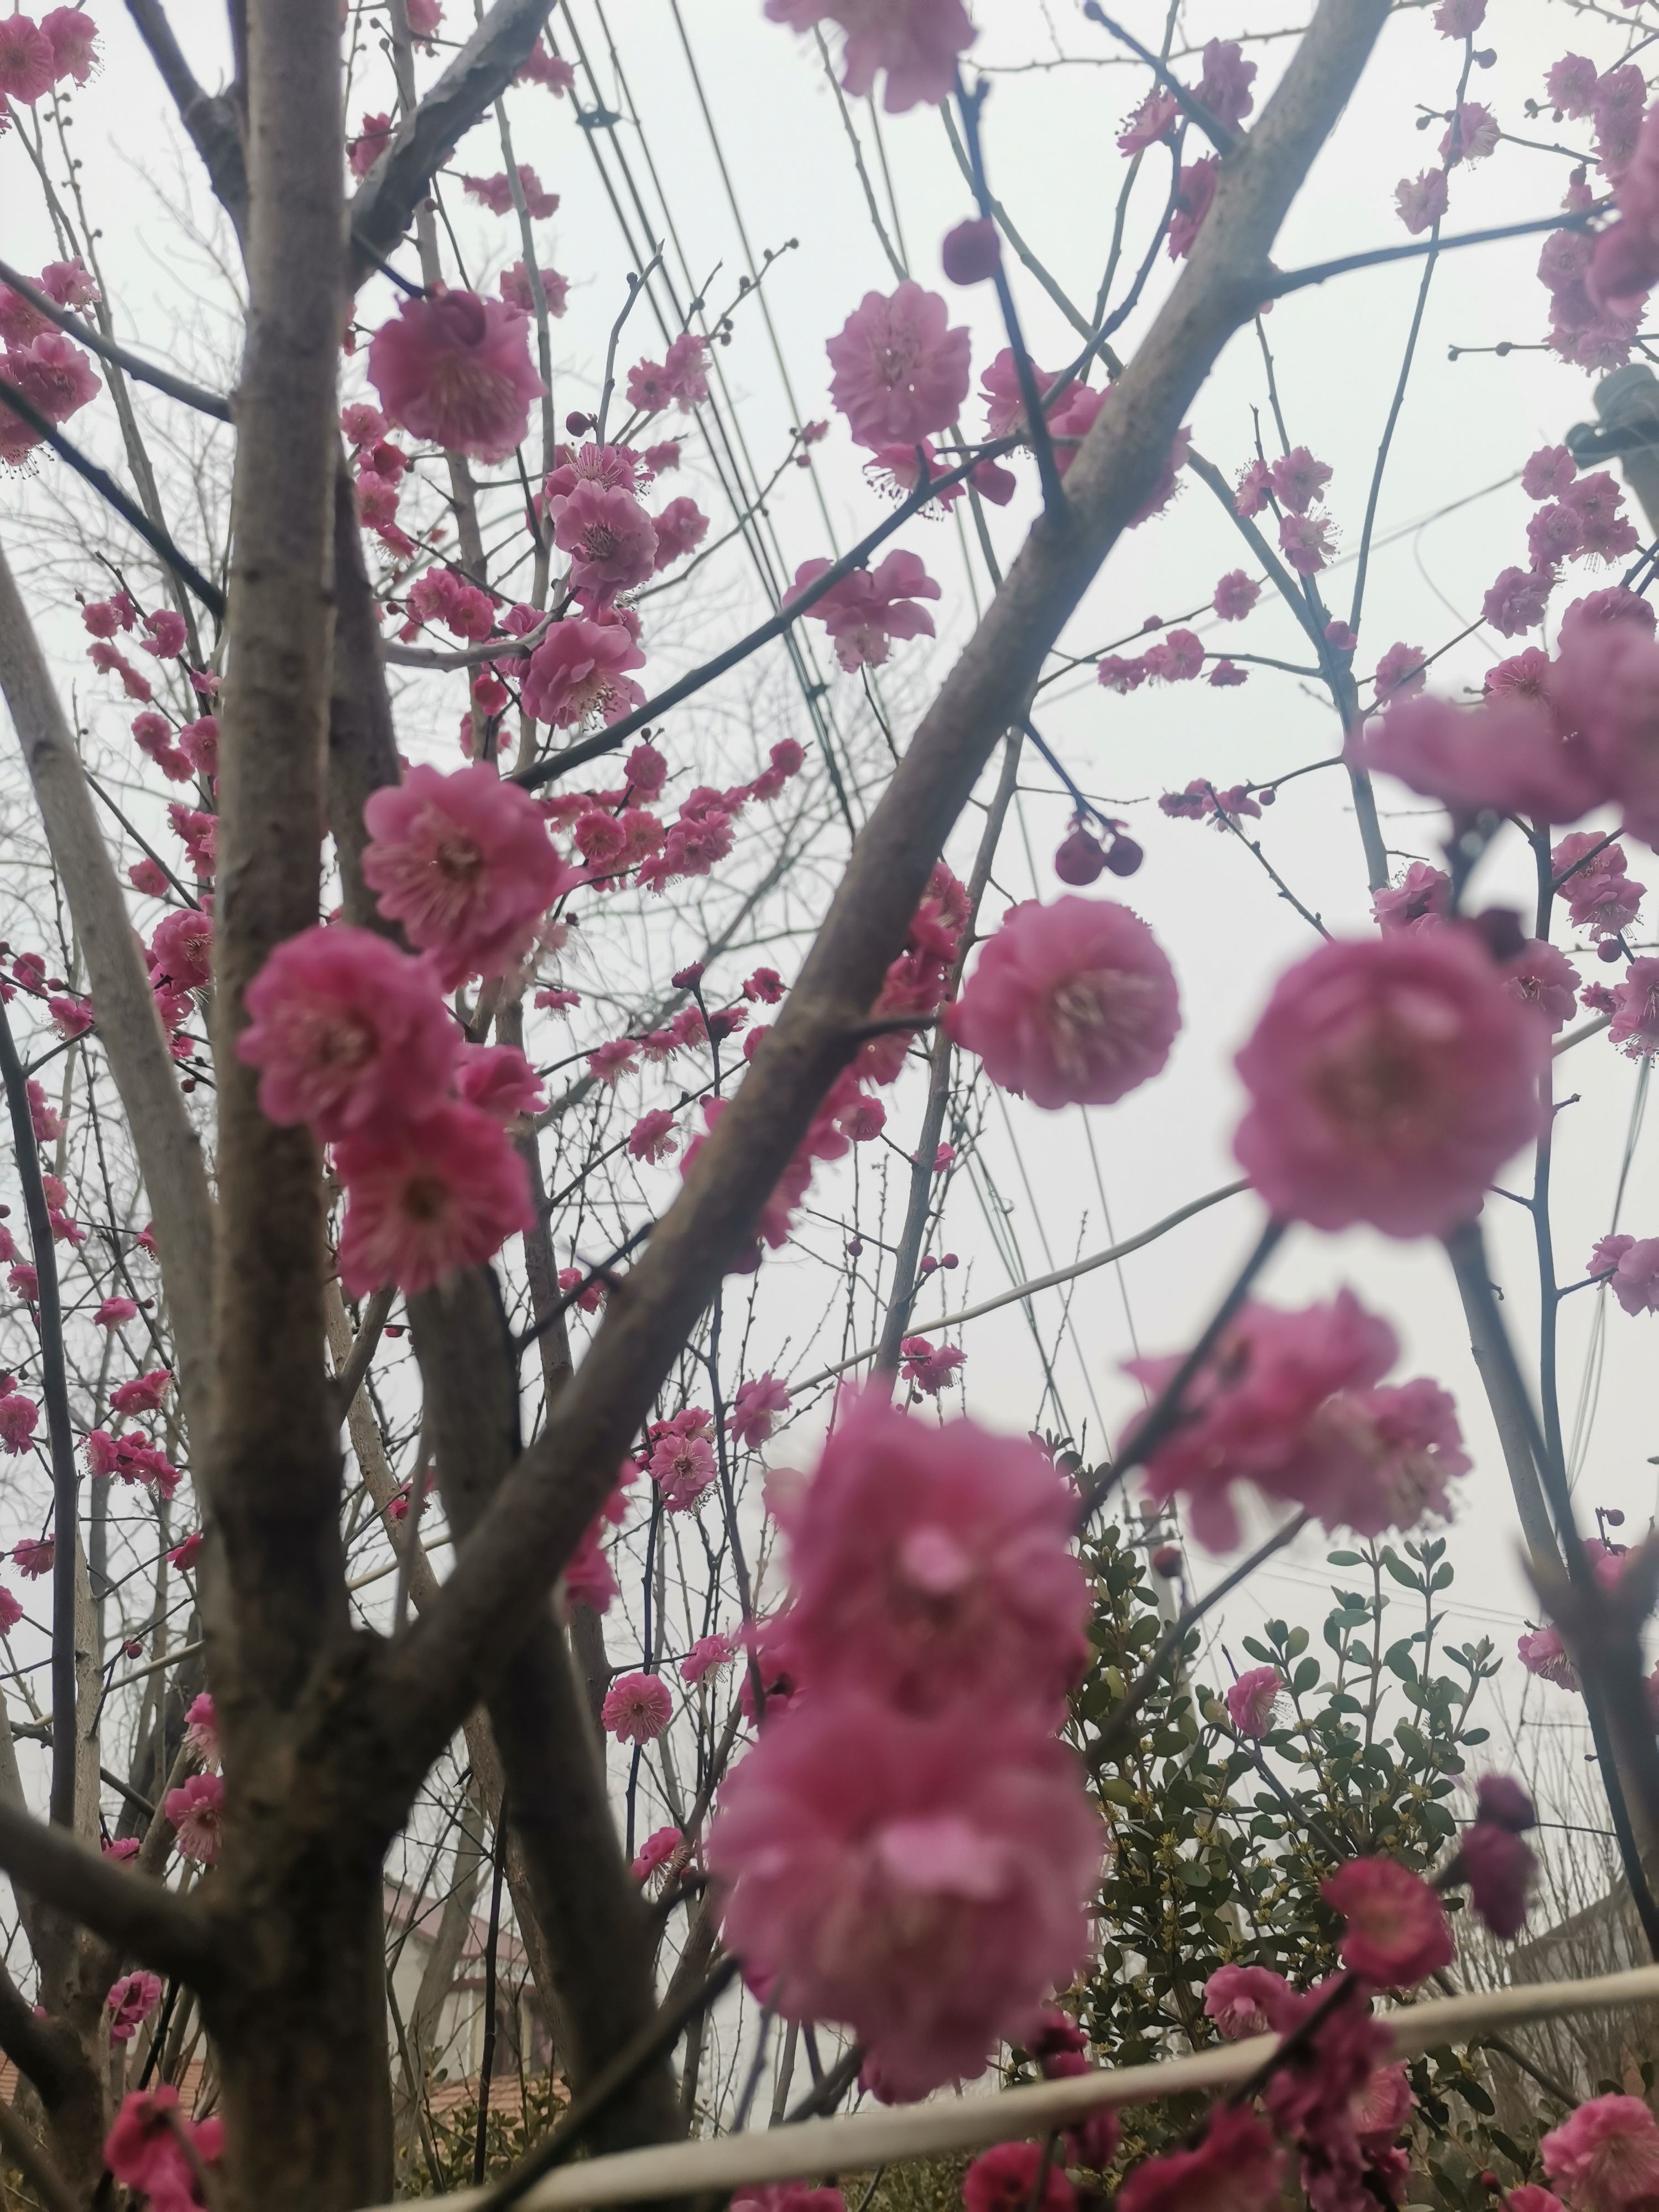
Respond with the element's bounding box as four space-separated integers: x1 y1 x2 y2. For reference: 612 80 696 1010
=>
776 1389 1087 1722
765 0 976 113
1213 570 1260 621
105 2088 223 2212
333 1103 534 1296
1226 1666 1284 1738
899 1336 966 1394
1610 959 1659 1058
1373 862 1449 933
1117 2107 1284 2212
1542 2098 1659 2211
682 1631 737 1686
361 763 566 988
1606 1237 1659 1314
366 290 545 463
165 1771 225 1863
601 1670 672 1743
107 1970 163 2044
731 1373 790 1447
649 1429 718 1512
709 1689 1100 2100
1233 930 1549 1238
825 283 972 448
1504 939 1579 1032
1204 1963 1291 2039
238 925 458 1138
552 481 659 597
948 896 1180 1112
1322 1855 1454 1986
0 1394 39 1455
523 617 648 728
787 550 940 672
1519 1623 1578 1690
963 2144 1077 2212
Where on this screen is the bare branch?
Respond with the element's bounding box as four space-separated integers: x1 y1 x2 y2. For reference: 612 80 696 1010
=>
370 0 1395 1788
0 542 216 1441
348 0 554 284
0 258 233 421
0 1799 218 1988
122 0 249 233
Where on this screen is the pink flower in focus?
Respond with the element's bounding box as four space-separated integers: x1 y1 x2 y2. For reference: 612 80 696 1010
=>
632 1825 685 1882
184 1691 220 1770
1204 1963 1291 2040
1117 2106 1284 2212
731 1373 790 1447
601 1671 672 1743
523 615 647 728
710 1689 1100 2099
963 2144 1077 2212
649 1430 718 1512
778 1390 1088 1721
106 1970 163 2044
1233 930 1549 1238
111 1371 171 1417
1547 55 1598 119
948 896 1180 1112
553 481 659 597
826 283 972 448
681 1631 737 1687
1542 2098 1659 2211
165 1771 225 1863
150 909 213 992
12 1538 51 1579
366 290 545 463
1396 171 1449 234
1322 1855 1454 1986
238 925 457 1138
460 165 558 218
627 1109 679 1162
333 1103 534 1296
1373 643 1427 703
1526 445 1578 500
0 1395 39 1455
1226 1666 1284 1738
362 764 565 988
95 1297 139 1329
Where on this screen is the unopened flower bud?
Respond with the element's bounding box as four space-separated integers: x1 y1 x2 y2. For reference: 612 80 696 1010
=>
1469 906 1526 963
1104 835 1144 878
1599 936 1626 963
1151 1543 1182 1577
565 411 594 435
1055 826 1107 885
941 1252 959 1269
941 216 1001 285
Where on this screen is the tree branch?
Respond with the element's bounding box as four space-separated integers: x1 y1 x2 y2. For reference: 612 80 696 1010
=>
367 0 1395 1798
205 0 348 1713
0 1006 82 1830
0 1799 218 1988
0 541 216 1443
0 258 233 421
347 0 554 284
123 0 249 233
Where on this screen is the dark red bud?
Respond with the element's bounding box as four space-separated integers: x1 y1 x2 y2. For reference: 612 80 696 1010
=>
1599 936 1626 962
1151 1543 1182 1577
942 1252 959 1269
1607 1507 1626 1526
941 217 1001 285
920 1255 938 1274
1103 835 1145 878
1055 827 1107 885
565 411 594 435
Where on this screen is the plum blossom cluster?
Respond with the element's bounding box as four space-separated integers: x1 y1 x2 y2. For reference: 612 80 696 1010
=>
1126 1290 1470 1551
0 252 102 470
709 1390 1100 2101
